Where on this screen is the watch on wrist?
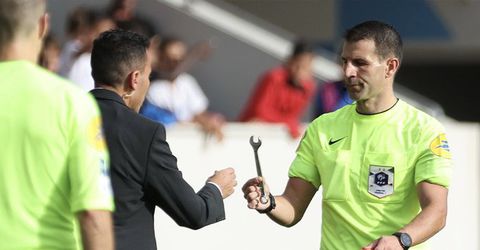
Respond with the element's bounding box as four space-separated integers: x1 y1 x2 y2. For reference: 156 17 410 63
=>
257 193 276 214
392 232 412 250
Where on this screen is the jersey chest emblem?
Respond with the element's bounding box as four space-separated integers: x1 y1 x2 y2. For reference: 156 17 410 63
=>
368 165 394 198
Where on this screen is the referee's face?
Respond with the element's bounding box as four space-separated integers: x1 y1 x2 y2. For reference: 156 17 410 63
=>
341 39 390 102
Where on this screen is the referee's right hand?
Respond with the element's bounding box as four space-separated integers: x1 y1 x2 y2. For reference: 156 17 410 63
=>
242 177 270 210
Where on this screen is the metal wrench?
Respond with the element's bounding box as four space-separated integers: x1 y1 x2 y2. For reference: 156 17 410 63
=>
249 136 268 204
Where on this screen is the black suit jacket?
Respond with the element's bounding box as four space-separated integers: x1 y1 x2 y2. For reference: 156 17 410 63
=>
91 89 225 250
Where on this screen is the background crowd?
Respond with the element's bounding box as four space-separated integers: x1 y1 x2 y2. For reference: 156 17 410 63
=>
40 0 352 141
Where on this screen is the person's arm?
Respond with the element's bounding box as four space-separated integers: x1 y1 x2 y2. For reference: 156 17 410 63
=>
68 95 115 249
192 111 225 142
146 125 236 229
242 177 317 227
77 210 114 250
179 75 225 141
362 181 448 250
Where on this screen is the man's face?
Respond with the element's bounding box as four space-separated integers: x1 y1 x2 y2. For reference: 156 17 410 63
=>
159 41 186 73
287 53 313 83
341 39 389 101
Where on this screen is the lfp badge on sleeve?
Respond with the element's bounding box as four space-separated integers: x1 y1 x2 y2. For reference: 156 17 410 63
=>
368 165 394 198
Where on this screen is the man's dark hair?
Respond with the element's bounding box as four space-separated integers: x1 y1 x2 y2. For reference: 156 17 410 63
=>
91 29 150 86
291 39 314 58
344 20 403 63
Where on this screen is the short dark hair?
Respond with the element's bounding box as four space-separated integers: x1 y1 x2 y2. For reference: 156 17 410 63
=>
291 39 314 58
0 0 45 51
91 29 150 86
344 20 403 63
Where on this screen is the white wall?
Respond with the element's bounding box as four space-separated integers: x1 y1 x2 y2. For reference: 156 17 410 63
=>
431 119 480 249
155 123 322 249
154 121 479 249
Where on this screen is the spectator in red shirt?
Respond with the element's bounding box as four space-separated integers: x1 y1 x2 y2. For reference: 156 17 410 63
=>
239 40 316 138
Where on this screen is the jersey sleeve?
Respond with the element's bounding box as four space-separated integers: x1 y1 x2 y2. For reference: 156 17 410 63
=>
68 93 114 213
288 124 321 188
414 122 453 188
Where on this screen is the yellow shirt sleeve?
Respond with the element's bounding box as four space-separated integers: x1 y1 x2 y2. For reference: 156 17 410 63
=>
288 124 322 188
69 93 114 212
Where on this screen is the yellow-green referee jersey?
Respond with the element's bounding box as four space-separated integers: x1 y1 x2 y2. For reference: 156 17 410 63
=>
289 99 452 250
0 61 114 249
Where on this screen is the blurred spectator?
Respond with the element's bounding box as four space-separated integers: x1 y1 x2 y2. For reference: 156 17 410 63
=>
67 11 115 91
38 33 61 73
58 7 95 77
239 40 316 138
108 0 138 22
313 80 352 118
108 0 156 36
140 37 225 141
108 6 161 73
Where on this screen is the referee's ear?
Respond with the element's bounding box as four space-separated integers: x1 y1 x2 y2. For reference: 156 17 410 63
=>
38 13 49 40
385 57 400 79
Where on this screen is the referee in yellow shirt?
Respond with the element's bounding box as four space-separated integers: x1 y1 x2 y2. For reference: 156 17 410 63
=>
0 1 114 249
243 20 451 250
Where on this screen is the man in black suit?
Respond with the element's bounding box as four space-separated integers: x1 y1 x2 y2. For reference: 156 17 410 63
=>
89 30 237 250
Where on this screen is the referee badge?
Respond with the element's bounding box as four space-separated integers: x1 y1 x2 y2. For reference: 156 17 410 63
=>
430 133 451 159
368 165 394 198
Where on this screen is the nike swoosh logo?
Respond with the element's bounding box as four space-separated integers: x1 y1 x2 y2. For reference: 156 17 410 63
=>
329 137 347 145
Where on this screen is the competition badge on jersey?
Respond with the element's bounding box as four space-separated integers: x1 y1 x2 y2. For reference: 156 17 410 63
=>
430 133 451 159
88 116 112 197
368 166 394 198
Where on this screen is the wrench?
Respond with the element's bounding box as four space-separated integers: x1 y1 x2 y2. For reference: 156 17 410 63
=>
249 135 268 204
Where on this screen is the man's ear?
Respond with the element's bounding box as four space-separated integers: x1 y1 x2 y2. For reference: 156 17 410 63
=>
38 13 49 39
125 70 141 92
385 57 400 79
